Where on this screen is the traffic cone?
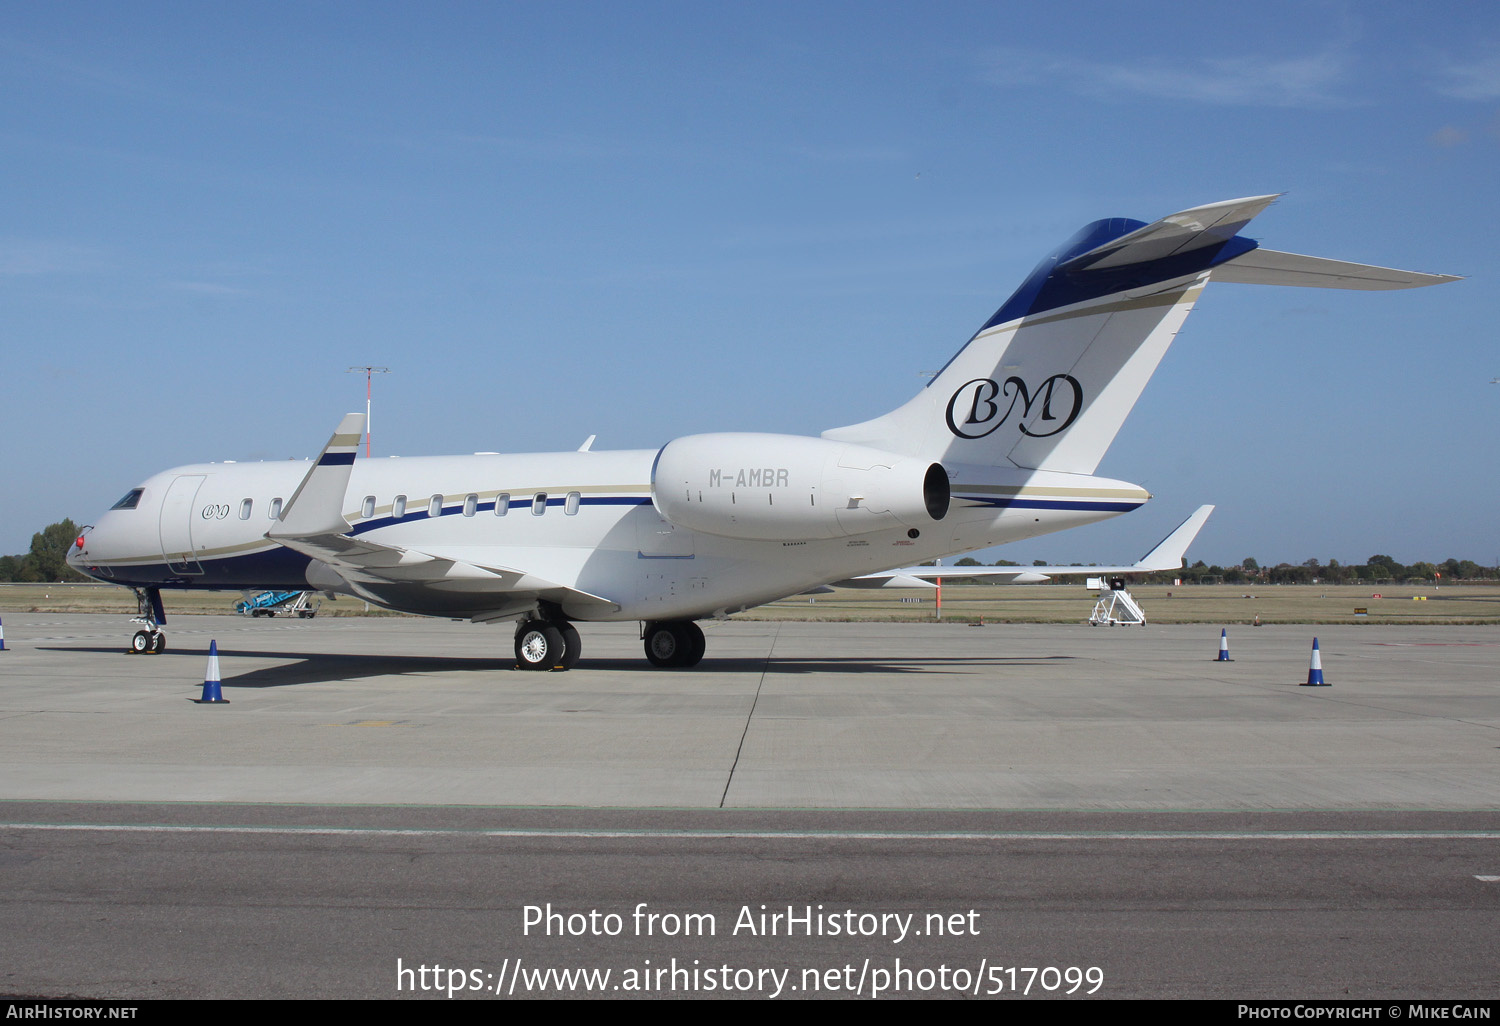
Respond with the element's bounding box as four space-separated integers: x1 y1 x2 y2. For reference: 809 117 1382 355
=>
1302 637 1328 686
1215 628 1232 661
195 640 230 704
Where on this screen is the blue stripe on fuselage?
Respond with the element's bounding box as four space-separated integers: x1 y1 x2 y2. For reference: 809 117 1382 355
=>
346 494 651 536
956 496 1144 513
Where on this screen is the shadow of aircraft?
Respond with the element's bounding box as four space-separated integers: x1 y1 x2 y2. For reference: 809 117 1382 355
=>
40 646 1078 687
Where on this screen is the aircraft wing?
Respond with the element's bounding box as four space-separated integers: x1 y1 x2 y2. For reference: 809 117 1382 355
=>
266 414 620 616
833 567 1050 589
841 505 1214 587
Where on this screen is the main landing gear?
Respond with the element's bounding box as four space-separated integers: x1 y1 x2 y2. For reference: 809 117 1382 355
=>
126 587 166 655
643 620 705 668
513 619 582 671
510 618 707 670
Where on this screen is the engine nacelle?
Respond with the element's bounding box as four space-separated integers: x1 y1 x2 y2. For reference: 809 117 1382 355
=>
651 433 949 541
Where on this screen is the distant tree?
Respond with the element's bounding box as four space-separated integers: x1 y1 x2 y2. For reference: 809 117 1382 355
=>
1270 562 1313 584
955 557 982 566
1242 557 1259 572
12 520 88 582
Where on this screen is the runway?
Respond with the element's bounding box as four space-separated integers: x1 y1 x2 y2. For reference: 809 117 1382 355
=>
1 613 1497 998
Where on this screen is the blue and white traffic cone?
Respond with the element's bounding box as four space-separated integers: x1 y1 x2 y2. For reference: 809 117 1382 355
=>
195 640 229 704
1302 637 1328 686
0 615 6 651
1215 628 1232 661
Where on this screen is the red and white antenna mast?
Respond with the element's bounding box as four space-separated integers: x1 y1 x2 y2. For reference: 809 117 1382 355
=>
347 366 390 457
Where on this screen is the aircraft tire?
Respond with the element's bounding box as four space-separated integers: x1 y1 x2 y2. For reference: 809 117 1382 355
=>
558 623 582 670
130 630 151 654
515 621 564 671
679 621 705 668
151 632 166 655
644 621 705 668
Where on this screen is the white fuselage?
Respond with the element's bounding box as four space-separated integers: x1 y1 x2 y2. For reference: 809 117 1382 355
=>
71 447 1146 622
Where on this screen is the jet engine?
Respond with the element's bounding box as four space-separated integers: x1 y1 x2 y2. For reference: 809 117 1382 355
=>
651 433 948 541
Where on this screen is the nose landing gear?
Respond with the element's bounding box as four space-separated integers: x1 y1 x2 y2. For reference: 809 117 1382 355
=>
125 587 166 655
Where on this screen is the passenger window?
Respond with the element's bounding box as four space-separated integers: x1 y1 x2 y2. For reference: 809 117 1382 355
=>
565 491 580 516
269 498 283 520
393 494 407 519
495 492 510 516
239 498 253 520
463 494 478 517
532 492 547 516
362 495 376 519
428 494 443 517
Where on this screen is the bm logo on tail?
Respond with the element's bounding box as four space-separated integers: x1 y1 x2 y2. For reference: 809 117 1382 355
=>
945 374 1083 440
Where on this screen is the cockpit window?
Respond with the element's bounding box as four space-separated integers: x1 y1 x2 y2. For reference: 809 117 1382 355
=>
111 488 144 510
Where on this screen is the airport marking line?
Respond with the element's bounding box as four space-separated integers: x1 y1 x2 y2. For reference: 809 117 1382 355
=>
4 823 1500 842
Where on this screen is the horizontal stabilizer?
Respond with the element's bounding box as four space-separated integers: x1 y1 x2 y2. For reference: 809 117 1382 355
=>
1211 249 1462 290
1058 195 1279 273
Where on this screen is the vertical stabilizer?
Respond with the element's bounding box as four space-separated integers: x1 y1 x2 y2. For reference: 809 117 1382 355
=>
824 194 1459 476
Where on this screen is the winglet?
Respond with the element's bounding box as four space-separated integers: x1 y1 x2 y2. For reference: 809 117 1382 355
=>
1132 504 1214 572
267 413 366 540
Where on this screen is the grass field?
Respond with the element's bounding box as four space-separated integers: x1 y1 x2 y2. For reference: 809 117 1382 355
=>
4 581 1500 625
752 582 1500 625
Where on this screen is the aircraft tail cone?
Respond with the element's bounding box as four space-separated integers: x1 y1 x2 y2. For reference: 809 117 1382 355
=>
1302 637 1328 686
195 640 230 704
1215 627 1232 661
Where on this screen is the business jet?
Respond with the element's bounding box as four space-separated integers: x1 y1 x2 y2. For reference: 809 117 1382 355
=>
67 195 1456 669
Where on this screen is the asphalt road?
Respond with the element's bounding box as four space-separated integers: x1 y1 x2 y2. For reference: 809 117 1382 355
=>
1 614 1497 999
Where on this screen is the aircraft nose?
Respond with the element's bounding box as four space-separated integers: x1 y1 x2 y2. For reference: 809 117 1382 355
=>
67 526 97 570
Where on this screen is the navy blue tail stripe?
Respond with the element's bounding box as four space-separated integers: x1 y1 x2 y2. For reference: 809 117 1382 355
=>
958 496 1143 513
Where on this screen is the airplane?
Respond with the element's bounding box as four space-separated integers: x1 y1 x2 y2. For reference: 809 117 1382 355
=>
66 194 1457 669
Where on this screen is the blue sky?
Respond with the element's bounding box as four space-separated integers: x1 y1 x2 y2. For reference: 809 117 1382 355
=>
2 1 1496 567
